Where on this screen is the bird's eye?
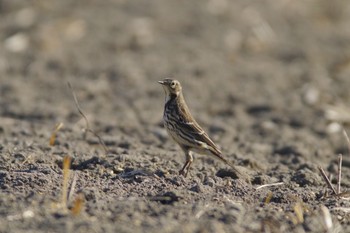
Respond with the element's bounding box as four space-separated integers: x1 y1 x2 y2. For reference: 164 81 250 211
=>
170 81 176 88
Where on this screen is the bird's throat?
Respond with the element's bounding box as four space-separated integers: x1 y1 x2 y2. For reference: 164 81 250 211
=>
165 93 177 104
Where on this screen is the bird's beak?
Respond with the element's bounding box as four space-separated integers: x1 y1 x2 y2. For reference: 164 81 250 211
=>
158 80 165 85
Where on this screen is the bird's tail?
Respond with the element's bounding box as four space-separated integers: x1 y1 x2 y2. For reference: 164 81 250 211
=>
210 149 246 178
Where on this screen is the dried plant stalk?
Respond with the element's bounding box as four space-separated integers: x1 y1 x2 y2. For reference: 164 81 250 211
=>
293 202 304 224
343 129 350 157
67 82 108 153
337 154 342 194
318 166 337 195
67 82 90 131
68 172 78 203
264 192 273 204
256 182 284 190
71 193 84 216
62 155 71 208
49 122 64 146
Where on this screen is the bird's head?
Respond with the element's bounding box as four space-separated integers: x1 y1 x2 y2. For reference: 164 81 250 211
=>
158 78 182 97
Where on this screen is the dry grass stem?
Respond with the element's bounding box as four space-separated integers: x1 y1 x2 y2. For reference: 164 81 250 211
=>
264 192 273 204
71 193 84 216
68 172 78 203
318 166 337 195
86 129 109 153
337 154 342 194
67 82 108 153
62 155 71 208
67 82 90 131
256 182 284 190
49 122 64 146
343 129 350 156
293 202 304 224
336 191 350 199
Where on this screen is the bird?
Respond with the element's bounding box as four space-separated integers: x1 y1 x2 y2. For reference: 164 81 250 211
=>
158 78 244 177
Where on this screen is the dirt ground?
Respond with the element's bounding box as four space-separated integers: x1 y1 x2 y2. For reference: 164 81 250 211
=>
1 0 350 232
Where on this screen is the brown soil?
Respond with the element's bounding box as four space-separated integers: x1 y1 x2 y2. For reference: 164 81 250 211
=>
1 0 350 232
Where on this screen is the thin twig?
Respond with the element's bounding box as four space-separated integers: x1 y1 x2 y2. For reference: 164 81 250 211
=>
337 154 342 194
318 166 337 195
86 128 108 153
336 191 350 199
67 82 90 131
343 129 350 157
256 182 284 190
67 82 108 153
68 172 78 203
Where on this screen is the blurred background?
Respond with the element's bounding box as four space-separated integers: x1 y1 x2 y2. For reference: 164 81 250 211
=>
1 0 350 154
2 1 350 232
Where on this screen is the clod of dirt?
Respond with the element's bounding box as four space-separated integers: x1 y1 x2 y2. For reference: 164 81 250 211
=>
216 169 239 179
190 184 203 193
291 169 323 187
151 191 180 205
203 176 215 187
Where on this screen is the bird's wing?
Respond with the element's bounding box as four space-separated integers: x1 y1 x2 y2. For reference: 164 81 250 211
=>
176 102 221 154
176 98 250 181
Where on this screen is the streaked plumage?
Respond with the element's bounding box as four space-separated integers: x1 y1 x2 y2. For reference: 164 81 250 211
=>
158 78 243 177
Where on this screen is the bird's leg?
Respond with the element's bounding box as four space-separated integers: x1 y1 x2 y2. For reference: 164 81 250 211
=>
179 149 193 177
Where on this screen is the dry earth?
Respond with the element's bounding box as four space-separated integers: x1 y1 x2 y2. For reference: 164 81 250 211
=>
1 0 350 232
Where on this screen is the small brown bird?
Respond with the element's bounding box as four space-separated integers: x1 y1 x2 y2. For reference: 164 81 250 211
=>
158 78 243 177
